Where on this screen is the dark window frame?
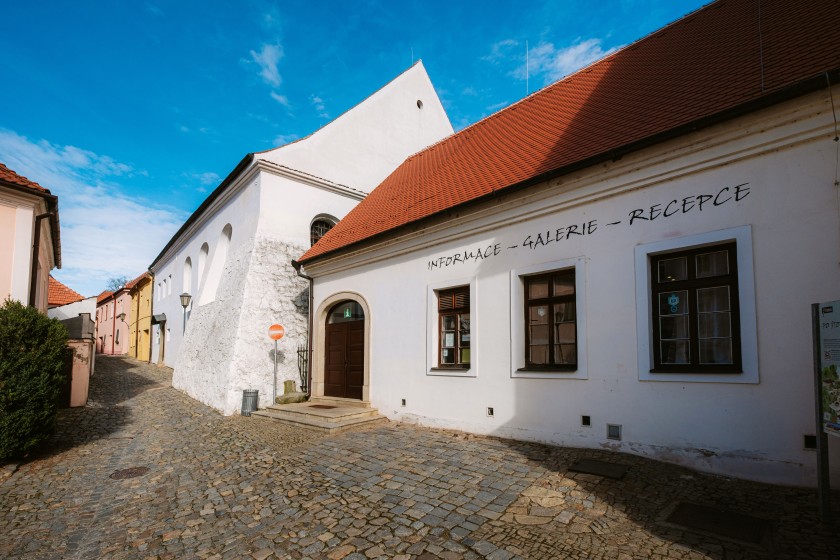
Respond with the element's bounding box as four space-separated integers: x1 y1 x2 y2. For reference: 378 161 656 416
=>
524 269 577 371
310 219 335 247
437 286 470 369
650 242 742 374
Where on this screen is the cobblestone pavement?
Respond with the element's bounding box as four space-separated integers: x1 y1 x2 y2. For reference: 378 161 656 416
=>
1 356 838 559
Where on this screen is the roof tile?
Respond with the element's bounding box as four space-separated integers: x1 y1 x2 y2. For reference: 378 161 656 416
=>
48 276 84 307
0 163 49 193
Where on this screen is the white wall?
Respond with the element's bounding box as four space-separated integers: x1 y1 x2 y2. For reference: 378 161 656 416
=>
305 89 840 486
49 296 96 321
258 61 453 193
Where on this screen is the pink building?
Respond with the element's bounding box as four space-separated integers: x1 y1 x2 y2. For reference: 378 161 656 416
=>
95 287 131 355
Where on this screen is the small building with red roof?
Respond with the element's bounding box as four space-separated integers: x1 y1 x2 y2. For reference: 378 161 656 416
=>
294 0 840 485
0 163 61 312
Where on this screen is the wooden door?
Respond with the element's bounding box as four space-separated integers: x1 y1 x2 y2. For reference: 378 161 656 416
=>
324 319 365 399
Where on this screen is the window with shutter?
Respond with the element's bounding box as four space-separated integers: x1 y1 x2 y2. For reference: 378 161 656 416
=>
438 286 470 367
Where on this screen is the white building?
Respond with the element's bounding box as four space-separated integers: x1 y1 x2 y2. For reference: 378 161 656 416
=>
296 0 840 485
149 62 452 415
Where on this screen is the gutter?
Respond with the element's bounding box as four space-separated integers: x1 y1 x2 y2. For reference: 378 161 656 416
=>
291 259 313 398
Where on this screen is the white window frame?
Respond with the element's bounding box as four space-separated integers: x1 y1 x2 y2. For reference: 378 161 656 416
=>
634 225 759 383
510 256 588 379
426 276 477 377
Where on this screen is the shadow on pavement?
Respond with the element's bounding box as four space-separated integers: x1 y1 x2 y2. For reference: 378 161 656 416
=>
494 439 840 560
35 355 171 460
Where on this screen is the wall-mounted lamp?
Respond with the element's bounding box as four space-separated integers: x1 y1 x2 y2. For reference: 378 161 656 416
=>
180 292 191 335
117 313 126 323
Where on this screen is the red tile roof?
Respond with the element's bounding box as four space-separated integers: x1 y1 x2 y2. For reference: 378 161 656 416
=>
0 163 49 193
48 276 84 307
299 0 840 264
125 271 151 291
97 290 114 304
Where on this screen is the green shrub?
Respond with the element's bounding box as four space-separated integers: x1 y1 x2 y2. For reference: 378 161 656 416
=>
0 299 69 460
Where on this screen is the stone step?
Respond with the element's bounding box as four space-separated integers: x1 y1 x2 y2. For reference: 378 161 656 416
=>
263 402 380 422
308 396 372 409
250 408 388 434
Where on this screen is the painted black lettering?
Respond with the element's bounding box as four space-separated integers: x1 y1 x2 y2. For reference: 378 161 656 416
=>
734 183 750 201
453 254 463 264
649 203 662 221
534 232 546 248
567 224 581 236
629 208 647 225
483 245 494 258
523 236 533 249
586 220 597 234
555 227 566 241
493 243 501 256
445 256 454 267
663 200 679 217
696 194 713 211
713 187 731 206
475 248 484 261
682 196 695 213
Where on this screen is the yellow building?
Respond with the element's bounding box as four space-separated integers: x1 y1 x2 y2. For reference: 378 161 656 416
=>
127 272 152 361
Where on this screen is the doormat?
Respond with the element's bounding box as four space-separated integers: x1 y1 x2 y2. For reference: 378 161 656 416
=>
309 405 337 409
665 502 770 544
568 459 629 479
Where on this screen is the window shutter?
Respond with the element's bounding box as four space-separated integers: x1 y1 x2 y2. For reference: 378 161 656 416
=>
439 286 469 311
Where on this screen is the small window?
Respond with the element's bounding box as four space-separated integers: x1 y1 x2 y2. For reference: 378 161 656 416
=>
525 270 577 369
438 286 470 368
650 242 741 373
310 219 335 246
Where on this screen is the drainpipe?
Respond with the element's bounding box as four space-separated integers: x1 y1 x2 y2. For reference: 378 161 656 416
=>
291 259 313 398
28 212 54 308
111 297 117 355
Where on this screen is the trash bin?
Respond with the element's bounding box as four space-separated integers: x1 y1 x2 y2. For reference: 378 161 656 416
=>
241 389 259 416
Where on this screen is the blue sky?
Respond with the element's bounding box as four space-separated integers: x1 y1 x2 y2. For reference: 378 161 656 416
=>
0 0 707 297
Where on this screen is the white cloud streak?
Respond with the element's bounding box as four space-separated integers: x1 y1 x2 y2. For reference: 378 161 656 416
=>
250 43 284 87
0 129 188 297
270 91 291 107
519 38 620 83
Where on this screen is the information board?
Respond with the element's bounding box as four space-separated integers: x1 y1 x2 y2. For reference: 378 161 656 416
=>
818 301 840 437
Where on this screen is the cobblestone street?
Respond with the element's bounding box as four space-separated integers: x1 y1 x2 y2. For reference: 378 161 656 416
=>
1 356 837 559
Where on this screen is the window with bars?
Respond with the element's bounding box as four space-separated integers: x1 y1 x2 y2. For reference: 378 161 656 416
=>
438 286 470 368
651 242 741 373
310 219 335 246
525 270 577 369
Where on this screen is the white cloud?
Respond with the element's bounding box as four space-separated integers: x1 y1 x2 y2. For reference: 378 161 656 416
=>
191 172 220 186
0 129 187 297
309 95 328 118
483 39 520 64
272 133 298 146
517 38 621 84
270 91 291 107
250 43 284 87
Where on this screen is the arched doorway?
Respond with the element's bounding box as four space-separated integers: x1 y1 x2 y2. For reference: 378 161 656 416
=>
324 300 365 399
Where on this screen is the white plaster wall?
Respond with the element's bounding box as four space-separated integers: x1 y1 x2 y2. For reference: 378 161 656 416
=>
306 90 840 486
49 296 96 321
258 62 453 193
0 190 38 305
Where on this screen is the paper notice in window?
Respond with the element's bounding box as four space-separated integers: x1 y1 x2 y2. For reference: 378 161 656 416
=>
819 301 840 437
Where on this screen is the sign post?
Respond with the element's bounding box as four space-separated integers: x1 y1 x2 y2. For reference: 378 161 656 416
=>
268 324 285 404
813 302 839 523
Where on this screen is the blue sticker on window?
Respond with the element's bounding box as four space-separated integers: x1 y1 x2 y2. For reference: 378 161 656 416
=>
668 293 680 313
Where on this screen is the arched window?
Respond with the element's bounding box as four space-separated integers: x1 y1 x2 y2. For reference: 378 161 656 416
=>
197 242 209 289
183 257 192 294
310 219 335 246
199 224 232 306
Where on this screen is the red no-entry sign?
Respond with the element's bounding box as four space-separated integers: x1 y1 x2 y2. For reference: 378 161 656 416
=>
268 324 285 340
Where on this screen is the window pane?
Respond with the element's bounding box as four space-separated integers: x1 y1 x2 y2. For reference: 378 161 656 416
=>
553 274 574 296
530 324 549 345
698 312 731 338
443 315 456 330
660 315 688 339
441 348 455 364
659 290 688 316
554 302 576 322
459 313 470 334
529 344 548 365
528 278 549 299
443 332 455 347
697 286 730 312
555 322 575 344
554 344 576 365
696 250 729 278
529 305 549 325
700 339 733 364
658 257 687 283
460 348 470 364
660 340 690 364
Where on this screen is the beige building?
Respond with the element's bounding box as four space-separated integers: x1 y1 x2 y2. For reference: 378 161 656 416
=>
127 272 153 362
0 163 61 312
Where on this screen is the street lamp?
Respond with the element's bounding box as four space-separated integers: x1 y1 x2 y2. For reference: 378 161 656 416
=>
180 292 191 335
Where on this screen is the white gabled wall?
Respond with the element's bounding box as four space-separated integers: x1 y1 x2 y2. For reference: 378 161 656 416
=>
257 61 453 193
306 89 840 486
